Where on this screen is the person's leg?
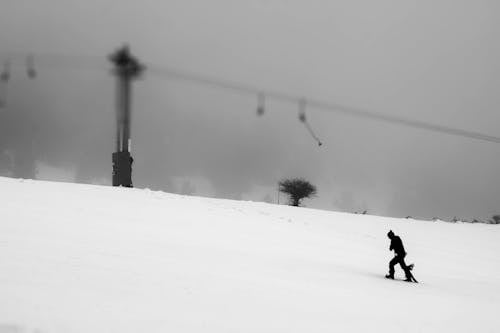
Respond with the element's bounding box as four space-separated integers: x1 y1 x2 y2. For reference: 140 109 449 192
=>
387 256 398 278
398 255 412 280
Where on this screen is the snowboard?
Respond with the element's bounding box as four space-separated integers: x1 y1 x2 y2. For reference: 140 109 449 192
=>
385 263 418 283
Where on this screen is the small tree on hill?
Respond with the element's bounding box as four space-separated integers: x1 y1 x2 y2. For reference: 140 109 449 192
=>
489 215 500 224
279 178 317 207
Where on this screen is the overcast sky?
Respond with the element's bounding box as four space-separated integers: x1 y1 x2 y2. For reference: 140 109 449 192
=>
1 0 499 220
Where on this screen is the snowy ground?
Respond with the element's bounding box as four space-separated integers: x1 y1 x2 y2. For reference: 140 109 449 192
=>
0 177 499 332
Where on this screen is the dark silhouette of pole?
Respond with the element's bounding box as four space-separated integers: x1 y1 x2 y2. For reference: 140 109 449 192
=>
109 45 144 187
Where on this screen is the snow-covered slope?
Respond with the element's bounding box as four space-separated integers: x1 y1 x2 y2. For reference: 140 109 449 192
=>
1 177 499 332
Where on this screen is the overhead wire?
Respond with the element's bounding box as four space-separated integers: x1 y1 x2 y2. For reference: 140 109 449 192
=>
0 52 107 107
0 52 107 72
145 63 500 145
1 51 499 145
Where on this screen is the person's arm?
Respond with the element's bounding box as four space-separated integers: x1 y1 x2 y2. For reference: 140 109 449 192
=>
389 240 393 251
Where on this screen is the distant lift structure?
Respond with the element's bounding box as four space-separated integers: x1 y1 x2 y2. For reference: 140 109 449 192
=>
109 45 144 187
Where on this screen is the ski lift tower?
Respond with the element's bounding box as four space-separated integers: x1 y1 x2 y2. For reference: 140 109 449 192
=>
109 45 144 187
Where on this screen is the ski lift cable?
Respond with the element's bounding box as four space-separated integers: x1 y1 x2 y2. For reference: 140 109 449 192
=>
1 52 499 145
146 64 500 144
0 52 107 72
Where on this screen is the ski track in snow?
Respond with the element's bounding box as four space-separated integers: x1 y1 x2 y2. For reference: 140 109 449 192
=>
0 177 499 332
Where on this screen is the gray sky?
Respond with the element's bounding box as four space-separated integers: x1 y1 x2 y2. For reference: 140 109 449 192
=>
1 0 499 220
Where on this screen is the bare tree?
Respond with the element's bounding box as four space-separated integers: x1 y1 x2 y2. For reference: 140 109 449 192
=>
278 178 317 207
489 215 500 224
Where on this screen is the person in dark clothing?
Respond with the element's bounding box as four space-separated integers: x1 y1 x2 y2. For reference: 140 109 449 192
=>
385 230 412 281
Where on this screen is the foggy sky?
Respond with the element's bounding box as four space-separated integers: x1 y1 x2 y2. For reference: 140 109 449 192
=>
1 0 499 220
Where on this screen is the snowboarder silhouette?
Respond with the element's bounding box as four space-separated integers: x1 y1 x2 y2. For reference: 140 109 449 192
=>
385 230 414 282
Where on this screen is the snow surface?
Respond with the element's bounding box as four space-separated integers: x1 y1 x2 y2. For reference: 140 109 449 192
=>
0 176 499 332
